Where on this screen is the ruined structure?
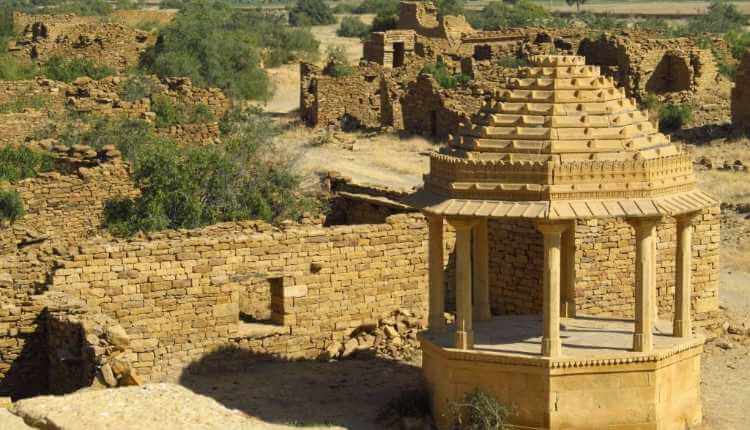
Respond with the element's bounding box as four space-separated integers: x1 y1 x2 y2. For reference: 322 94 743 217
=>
9 12 155 71
303 2 727 134
0 75 229 145
417 55 719 429
731 49 750 127
578 32 725 101
0 146 432 399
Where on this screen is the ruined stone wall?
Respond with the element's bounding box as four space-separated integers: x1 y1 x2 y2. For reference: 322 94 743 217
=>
0 157 136 254
300 63 383 129
45 214 429 380
731 50 750 127
402 75 487 139
577 33 723 100
574 207 722 329
0 76 229 145
11 13 155 71
0 147 138 398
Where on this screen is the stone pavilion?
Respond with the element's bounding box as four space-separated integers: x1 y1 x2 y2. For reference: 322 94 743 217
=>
417 55 718 429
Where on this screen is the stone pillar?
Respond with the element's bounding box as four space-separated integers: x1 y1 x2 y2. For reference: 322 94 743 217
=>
629 218 658 353
652 230 658 323
472 218 491 321
560 222 576 318
450 218 475 350
536 222 567 358
428 215 446 331
674 215 695 338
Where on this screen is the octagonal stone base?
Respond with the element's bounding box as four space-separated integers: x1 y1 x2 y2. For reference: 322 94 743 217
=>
421 316 704 430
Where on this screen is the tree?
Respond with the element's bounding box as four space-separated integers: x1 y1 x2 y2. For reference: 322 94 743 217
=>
434 0 464 17
141 0 272 100
467 0 549 30
684 0 747 34
288 0 336 27
565 0 586 13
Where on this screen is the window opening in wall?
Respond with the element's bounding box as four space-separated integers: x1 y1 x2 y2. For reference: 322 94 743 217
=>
393 42 405 68
237 276 287 338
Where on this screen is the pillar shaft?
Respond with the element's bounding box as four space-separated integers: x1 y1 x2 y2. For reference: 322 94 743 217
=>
631 219 658 353
451 219 475 349
472 219 491 321
674 216 694 337
536 222 567 358
428 215 446 331
560 223 576 317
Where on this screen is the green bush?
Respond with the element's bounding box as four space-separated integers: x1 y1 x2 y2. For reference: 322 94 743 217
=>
102 107 320 236
0 189 24 223
496 56 529 69
421 59 470 89
434 0 464 17
288 0 336 27
468 0 549 30
0 55 39 81
58 116 165 161
42 56 114 83
640 93 660 111
331 3 357 14
160 0 185 8
356 0 398 32
151 94 214 127
576 11 625 30
684 0 746 35
337 16 370 38
56 0 114 16
142 0 318 100
0 94 48 113
724 30 750 60
371 12 397 32
449 389 511 430
353 0 397 15
659 103 693 133
0 146 55 182
118 75 158 102
1 6 14 38
324 46 354 77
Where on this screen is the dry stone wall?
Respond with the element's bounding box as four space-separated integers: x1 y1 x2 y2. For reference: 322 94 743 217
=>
11 13 155 72
574 208 721 329
731 50 750 127
45 214 430 381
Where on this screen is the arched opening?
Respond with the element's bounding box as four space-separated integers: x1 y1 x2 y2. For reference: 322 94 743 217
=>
646 53 692 94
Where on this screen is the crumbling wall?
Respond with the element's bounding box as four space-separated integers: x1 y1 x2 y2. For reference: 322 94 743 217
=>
402 74 486 138
300 63 384 129
578 33 723 100
731 49 750 127
574 207 722 330
11 13 155 71
0 145 136 253
46 214 429 380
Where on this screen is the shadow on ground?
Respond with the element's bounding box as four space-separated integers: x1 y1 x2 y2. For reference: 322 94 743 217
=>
177 347 423 429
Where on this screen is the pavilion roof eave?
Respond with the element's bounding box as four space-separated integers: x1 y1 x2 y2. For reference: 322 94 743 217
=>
417 189 718 221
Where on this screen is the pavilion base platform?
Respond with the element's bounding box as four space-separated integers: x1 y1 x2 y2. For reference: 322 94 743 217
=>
421 315 704 430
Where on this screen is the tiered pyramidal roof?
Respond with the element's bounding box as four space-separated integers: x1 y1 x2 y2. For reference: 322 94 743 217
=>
421 55 715 219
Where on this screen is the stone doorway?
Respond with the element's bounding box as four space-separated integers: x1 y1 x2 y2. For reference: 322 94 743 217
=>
393 42 405 67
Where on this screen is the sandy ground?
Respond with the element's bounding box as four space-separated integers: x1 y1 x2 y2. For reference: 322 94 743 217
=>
177 354 422 430
263 15 373 115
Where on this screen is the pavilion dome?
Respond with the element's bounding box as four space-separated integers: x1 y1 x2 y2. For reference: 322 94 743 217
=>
421 55 716 220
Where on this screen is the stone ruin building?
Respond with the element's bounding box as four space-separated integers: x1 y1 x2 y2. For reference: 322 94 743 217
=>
0 75 229 147
301 1 726 135
416 55 719 429
7 12 156 71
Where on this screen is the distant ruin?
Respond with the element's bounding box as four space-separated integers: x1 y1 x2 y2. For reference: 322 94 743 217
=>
301 1 726 135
